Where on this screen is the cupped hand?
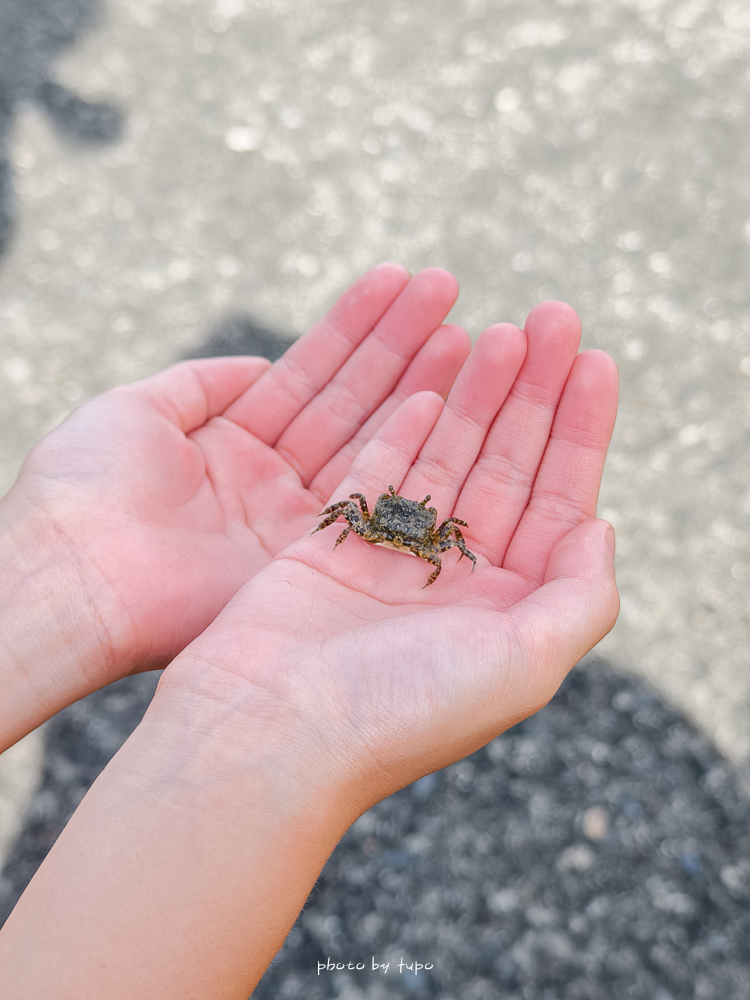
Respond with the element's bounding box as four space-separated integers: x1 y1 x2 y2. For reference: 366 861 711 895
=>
2 264 470 683
164 301 620 812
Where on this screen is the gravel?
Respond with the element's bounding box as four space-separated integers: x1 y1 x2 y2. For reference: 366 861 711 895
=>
3 659 750 999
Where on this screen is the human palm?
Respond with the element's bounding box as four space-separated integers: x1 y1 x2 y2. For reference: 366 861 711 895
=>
5 265 469 679
167 300 620 804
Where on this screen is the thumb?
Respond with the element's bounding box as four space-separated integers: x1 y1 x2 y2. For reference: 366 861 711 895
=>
503 518 619 712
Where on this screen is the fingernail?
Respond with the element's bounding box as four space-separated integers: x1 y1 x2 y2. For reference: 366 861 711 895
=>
605 526 616 560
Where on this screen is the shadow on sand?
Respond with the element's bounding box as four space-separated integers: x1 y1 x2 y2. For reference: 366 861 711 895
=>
0 0 123 258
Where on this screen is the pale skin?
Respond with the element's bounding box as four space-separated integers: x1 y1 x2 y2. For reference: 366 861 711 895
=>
0 263 470 751
0 266 619 999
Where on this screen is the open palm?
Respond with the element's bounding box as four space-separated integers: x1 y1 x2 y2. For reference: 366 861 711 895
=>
7 265 469 681
167 300 620 803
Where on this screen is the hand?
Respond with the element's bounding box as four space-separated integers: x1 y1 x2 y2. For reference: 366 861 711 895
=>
0 264 469 744
0 300 620 997
166 300 620 806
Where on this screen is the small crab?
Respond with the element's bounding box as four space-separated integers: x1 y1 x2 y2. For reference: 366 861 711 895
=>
311 484 477 588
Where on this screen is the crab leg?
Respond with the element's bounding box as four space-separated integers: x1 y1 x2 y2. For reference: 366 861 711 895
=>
421 552 443 588
333 526 351 550
348 492 370 518
439 528 477 574
437 516 468 533
311 500 354 534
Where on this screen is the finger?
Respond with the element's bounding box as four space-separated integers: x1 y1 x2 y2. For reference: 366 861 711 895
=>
324 391 445 507
273 268 460 485
454 301 582 564
222 262 410 443
309 323 471 501
500 519 619 721
398 322 526 513
129 356 272 433
503 351 619 584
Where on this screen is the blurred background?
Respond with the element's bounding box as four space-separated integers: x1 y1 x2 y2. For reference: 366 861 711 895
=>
2 0 750 996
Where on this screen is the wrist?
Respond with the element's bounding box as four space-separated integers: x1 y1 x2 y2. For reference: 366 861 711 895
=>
154 649 365 834
0 490 125 751
0 657 355 998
